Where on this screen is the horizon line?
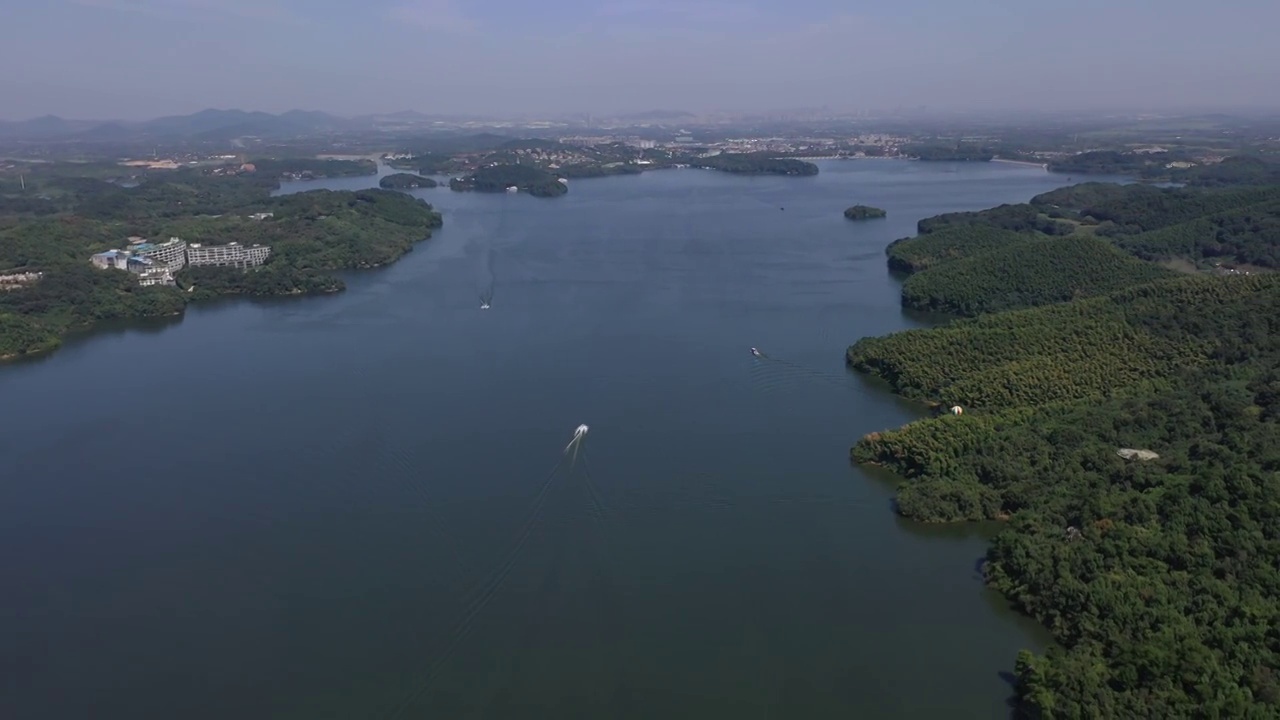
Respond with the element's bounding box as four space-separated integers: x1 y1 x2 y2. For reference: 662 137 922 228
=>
6 104 1280 125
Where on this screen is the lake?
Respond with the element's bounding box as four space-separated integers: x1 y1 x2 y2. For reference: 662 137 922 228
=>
1 161 1107 719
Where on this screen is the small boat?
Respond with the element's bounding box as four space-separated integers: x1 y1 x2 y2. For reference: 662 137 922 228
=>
750 347 761 357
480 302 490 310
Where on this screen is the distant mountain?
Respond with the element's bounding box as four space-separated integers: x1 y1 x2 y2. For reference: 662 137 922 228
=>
0 115 104 139
617 110 696 121
0 108 351 142
143 109 274 135
421 132 519 153
75 122 140 142
144 108 348 139
278 109 342 126
369 110 436 121
361 110 493 125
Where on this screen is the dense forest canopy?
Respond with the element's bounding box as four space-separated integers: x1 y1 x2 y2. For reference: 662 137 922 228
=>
1046 151 1280 187
886 226 1030 274
1178 155 1280 187
695 153 818 176
1050 185 1280 235
851 273 1276 408
917 202 1076 236
891 184 1280 311
903 144 995 162
1112 200 1280 269
899 235 1173 316
847 178 1280 716
1047 150 1171 175
2 171 278 221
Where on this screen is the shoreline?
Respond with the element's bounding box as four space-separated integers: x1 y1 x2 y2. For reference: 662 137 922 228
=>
790 155 897 161
990 157 1049 169
1 251 415 366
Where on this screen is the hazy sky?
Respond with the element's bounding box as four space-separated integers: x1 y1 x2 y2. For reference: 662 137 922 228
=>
3 0 1278 119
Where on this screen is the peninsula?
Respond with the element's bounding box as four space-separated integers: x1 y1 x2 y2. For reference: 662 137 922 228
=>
0 162 442 361
843 205 886 220
846 177 1280 717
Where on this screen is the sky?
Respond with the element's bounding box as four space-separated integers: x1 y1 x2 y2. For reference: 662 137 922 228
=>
3 0 1278 120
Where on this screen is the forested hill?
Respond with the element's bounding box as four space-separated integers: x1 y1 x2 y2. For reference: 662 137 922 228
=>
1033 183 1280 235
918 184 1280 237
847 181 1280 716
379 173 438 190
1047 151 1280 186
1112 200 1280 269
851 273 1278 408
898 235 1173 316
449 163 567 197
884 182 1280 316
886 226 1029 273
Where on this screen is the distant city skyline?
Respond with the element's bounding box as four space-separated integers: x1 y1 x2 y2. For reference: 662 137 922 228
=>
3 0 1278 120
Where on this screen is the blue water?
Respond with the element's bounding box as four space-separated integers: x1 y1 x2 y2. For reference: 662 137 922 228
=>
1 160 1114 719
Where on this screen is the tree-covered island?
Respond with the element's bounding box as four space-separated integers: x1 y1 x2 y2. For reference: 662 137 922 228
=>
845 177 1280 717
449 163 567 197
695 152 819 176
0 163 441 360
379 173 438 189
843 205 887 220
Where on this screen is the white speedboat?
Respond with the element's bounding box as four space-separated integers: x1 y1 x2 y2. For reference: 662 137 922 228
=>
480 302 490 310
750 347 761 357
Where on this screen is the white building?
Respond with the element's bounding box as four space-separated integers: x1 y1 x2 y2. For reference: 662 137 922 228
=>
186 242 271 268
0 271 42 291
135 237 188 272
91 250 130 270
125 256 175 287
137 266 174 287
94 238 271 283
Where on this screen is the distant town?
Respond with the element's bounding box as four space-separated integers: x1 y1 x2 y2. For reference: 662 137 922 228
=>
79 133 916 177
81 128 1251 189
